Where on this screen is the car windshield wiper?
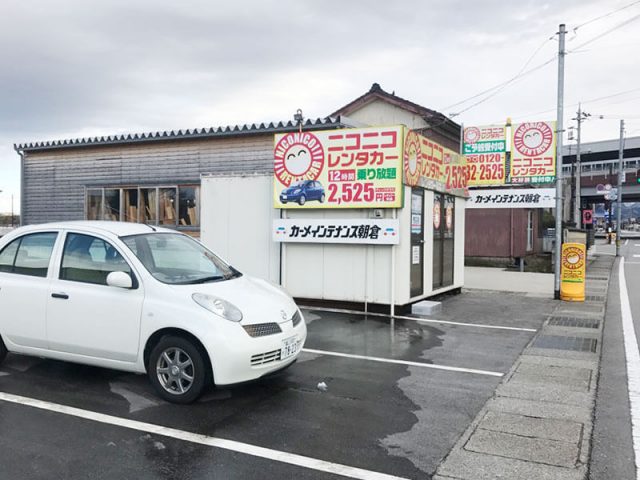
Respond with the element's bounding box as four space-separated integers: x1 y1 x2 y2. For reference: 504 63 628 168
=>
177 275 225 285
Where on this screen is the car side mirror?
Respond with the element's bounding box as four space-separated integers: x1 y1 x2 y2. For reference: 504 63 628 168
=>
106 271 133 289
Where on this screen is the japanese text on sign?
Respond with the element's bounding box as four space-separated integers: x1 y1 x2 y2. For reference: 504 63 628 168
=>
273 219 400 245
274 126 403 209
463 125 507 186
467 188 555 209
510 121 556 184
403 129 468 197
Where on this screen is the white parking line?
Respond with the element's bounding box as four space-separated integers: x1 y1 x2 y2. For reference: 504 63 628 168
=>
634 255 640 258
0 391 409 480
302 348 504 377
618 258 640 480
301 306 536 333
635 244 640 247
626 239 630 246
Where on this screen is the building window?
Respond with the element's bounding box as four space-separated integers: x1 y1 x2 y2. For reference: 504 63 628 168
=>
178 186 199 226
159 188 177 226
86 189 103 221
104 189 121 221
141 188 157 224
123 189 139 222
85 185 200 228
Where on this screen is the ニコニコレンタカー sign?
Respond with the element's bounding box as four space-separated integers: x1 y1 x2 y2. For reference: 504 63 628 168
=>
403 129 468 197
273 126 403 209
510 121 556 184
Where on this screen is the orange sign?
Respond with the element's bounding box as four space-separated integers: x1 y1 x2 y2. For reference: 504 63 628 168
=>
403 128 467 197
560 243 586 302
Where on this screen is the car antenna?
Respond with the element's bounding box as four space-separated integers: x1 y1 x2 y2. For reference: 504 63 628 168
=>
145 223 157 232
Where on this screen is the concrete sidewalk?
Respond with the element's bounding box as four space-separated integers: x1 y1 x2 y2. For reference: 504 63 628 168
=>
436 254 613 480
464 266 554 297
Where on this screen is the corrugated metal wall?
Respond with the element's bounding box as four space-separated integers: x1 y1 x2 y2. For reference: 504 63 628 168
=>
22 135 274 225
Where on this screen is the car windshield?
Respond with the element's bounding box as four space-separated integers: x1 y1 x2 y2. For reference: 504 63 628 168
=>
121 233 241 285
291 181 305 187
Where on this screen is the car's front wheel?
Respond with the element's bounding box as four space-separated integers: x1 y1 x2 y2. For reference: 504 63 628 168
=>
148 336 208 404
298 195 306 206
0 335 7 365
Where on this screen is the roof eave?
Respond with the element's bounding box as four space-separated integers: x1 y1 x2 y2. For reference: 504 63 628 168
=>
15 117 344 153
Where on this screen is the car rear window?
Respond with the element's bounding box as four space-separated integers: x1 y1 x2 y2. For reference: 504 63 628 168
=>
0 232 58 278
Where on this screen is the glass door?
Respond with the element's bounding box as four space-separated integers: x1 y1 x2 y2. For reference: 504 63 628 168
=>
410 189 424 298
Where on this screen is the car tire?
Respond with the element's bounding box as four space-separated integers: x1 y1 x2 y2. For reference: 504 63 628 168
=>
298 195 306 206
320 193 325 203
148 335 208 404
281 200 287 204
0 336 7 365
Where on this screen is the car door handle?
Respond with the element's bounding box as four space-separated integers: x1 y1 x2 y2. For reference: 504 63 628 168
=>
51 293 69 300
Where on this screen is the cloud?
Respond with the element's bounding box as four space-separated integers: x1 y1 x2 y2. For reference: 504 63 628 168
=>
0 0 638 208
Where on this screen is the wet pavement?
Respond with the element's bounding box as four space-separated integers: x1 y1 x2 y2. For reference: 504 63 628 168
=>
0 290 555 479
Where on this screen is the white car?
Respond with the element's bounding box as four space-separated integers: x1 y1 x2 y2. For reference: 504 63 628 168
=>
0 221 306 403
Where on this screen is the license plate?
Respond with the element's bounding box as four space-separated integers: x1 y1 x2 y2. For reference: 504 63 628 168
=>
281 336 299 360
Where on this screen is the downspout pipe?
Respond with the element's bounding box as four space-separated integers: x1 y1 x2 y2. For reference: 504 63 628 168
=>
13 144 24 226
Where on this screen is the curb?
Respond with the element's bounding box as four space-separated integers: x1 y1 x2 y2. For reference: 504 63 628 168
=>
434 254 614 480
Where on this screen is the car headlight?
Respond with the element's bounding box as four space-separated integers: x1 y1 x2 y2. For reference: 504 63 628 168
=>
192 293 243 322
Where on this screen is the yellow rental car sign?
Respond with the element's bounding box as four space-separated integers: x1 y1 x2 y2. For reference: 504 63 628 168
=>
560 243 586 302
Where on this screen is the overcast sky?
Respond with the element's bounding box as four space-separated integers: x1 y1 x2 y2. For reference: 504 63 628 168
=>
1 0 639 213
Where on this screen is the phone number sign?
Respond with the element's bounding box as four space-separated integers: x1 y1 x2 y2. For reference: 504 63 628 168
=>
273 126 403 209
463 125 507 186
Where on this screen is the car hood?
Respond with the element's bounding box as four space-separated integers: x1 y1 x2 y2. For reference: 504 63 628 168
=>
172 275 298 325
283 186 301 193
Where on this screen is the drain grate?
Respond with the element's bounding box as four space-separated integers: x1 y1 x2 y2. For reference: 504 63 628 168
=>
586 295 606 302
548 317 600 329
586 276 609 281
533 335 597 353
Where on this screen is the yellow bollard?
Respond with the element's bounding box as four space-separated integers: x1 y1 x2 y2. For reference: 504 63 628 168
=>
560 243 586 302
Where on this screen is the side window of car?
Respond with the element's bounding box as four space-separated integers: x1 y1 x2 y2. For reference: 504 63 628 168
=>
0 232 58 278
60 233 133 286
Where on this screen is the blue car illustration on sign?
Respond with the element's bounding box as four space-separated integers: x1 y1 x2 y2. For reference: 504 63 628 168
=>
280 180 325 206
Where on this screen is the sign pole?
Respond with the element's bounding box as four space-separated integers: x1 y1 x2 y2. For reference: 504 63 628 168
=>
554 24 566 300
574 104 582 228
616 119 624 257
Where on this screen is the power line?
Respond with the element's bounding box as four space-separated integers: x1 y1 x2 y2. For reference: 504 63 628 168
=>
572 0 640 31
441 36 556 112
568 12 640 52
439 3 640 118
452 59 556 117
509 87 640 121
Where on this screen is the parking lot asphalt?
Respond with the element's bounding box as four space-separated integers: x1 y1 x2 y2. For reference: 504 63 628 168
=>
0 290 556 479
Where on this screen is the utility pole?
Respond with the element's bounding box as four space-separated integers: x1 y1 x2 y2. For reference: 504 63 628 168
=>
574 104 583 227
616 119 624 256
554 24 566 300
